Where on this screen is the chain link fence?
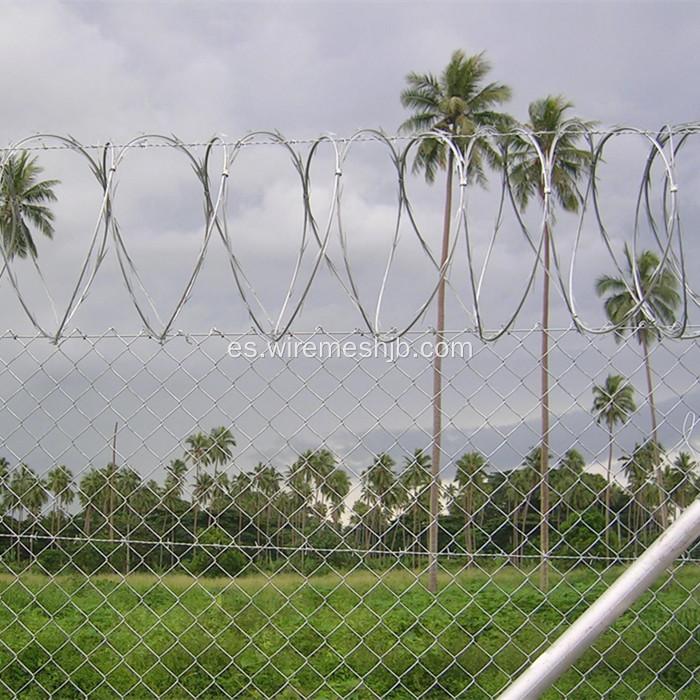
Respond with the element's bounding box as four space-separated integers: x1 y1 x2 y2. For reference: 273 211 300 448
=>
1 326 698 699
0 128 699 698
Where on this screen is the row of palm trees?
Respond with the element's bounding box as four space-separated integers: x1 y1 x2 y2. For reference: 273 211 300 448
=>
399 48 683 589
1 417 697 575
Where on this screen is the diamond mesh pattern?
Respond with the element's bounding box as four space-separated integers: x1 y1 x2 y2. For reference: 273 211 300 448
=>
0 328 698 699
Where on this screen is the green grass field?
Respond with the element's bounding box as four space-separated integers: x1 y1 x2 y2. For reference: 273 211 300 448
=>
0 567 698 699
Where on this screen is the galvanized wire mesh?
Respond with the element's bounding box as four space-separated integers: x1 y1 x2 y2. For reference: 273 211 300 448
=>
0 127 699 699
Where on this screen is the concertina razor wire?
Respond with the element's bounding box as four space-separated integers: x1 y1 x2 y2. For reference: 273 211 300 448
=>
0 127 698 699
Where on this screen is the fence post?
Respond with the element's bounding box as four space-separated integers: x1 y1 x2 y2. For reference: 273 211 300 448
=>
496 496 700 700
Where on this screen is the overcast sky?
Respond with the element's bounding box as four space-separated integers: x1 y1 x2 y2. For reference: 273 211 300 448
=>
3 1 699 141
1 1 699 484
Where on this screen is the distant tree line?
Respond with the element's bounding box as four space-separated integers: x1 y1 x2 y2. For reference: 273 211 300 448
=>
0 419 697 578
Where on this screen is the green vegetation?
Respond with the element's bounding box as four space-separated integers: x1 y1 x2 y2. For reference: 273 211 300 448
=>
0 567 697 699
1 433 699 579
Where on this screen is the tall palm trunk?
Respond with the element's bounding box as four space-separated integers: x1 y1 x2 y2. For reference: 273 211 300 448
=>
429 148 453 594
510 502 519 566
643 341 668 529
84 504 93 537
540 218 551 591
464 488 473 566
605 420 614 556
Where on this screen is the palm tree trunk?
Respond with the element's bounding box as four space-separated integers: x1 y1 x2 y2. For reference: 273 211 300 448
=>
52 503 58 550
510 504 519 566
125 519 131 576
412 504 418 569
605 423 613 557
540 220 551 591
464 490 473 567
429 148 454 594
85 505 92 537
643 341 669 529
520 495 532 565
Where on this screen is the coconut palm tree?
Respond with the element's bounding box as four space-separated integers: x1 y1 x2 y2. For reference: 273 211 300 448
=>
0 151 59 260
207 427 236 524
310 450 338 508
6 465 48 560
192 472 213 535
251 463 281 563
592 374 636 553
287 449 337 543
208 473 231 527
400 50 512 593
229 471 253 544
620 440 661 553
507 95 593 590
506 449 545 566
185 431 212 535
117 467 142 574
665 452 699 512
361 453 398 563
555 449 590 525
162 458 188 568
401 449 432 567
596 247 680 529
46 465 74 545
455 451 487 566
326 467 351 531
79 467 106 537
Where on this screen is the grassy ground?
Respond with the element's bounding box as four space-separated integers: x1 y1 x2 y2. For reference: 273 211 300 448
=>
0 566 697 699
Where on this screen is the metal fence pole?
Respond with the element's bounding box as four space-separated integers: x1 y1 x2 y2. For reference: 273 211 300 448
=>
496 496 700 700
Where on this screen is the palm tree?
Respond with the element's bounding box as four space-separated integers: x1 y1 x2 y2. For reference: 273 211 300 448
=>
555 449 590 525
361 453 398 563
665 452 699 512
508 95 593 590
506 449 545 566
326 467 351 531
621 440 661 553
6 465 48 560
207 427 236 525
455 451 486 566
252 463 281 562
79 467 105 537
185 431 212 535
229 471 253 545
163 458 188 568
596 247 681 529
592 374 636 553
287 449 337 544
208 473 231 527
46 465 74 545
400 50 512 593
192 472 214 535
0 151 59 260
401 449 432 567
116 467 142 574
350 500 371 552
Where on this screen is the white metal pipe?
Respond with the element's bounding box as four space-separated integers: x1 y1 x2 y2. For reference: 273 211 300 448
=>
496 496 700 700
